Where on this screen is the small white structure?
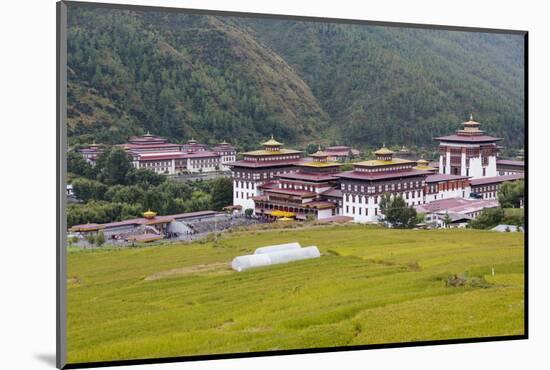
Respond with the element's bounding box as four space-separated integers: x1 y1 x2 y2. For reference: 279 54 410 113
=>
491 224 524 232
232 246 320 272
254 242 302 254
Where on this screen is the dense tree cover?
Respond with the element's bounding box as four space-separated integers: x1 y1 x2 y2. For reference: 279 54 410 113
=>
67 146 233 227
468 207 524 229
246 20 525 148
379 193 418 228
67 7 327 149
498 180 524 208
66 7 524 151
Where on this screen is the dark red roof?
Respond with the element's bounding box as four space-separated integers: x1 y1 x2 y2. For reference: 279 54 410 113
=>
317 216 354 223
326 146 350 151
228 159 302 168
264 188 317 197
183 151 220 159
122 143 181 149
435 134 502 143
320 188 343 198
335 169 432 181
258 181 279 190
138 153 189 161
278 172 338 182
497 159 525 167
470 173 524 186
425 174 469 183
70 211 219 231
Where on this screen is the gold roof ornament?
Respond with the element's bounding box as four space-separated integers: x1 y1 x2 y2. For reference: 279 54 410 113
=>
142 209 157 219
374 146 395 156
311 145 329 158
262 134 284 146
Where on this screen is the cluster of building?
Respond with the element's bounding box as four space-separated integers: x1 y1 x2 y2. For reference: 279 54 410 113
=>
228 116 524 225
78 133 236 174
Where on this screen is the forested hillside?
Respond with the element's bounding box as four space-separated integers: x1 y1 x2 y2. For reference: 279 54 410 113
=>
67 6 525 150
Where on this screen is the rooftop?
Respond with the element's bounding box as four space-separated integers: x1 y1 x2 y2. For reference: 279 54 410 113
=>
354 158 414 167
496 159 525 167
243 148 302 156
415 197 498 214
265 188 317 198
373 147 395 155
297 161 341 168
434 134 502 143
279 172 338 182
228 159 302 168
261 135 284 146
336 168 432 181
425 173 469 183
470 173 524 186
69 210 220 232
320 188 343 198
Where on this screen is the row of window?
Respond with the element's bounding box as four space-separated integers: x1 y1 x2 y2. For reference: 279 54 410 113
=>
235 181 256 190
346 206 378 216
233 170 293 179
341 181 422 193
235 191 252 200
356 165 413 173
244 155 300 161
282 183 316 192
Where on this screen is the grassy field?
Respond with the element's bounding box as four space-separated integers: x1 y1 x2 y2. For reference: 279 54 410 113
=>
66 225 525 364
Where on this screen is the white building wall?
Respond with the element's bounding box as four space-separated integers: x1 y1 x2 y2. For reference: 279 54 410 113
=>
424 186 471 203
469 156 483 179
233 180 258 211
317 209 333 220
342 195 379 223
460 152 467 176
486 156 498 177
445 150 451 175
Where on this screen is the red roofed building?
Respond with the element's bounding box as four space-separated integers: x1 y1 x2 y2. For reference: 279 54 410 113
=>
77 142 103 165
496 159 524 176
228 136 304 210
424 173 471 203
134 150 221 174
252 148 343 220
470 173 524 200
435 115 501 179
335 147 432 222
324 146 361 161
212 141 237 170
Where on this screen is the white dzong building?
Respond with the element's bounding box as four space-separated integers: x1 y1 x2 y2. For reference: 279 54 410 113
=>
228 136 303 211
435 115 501 179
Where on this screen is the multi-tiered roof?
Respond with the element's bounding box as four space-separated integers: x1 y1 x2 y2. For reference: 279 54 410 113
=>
435 115 502 143
337 146 432 181
228 136 302 168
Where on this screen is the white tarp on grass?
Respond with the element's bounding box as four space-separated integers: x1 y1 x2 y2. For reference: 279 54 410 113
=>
232 246 320 272
254 242 302 254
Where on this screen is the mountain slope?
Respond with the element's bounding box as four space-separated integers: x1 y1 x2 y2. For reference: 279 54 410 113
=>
241 19 524 147
66 6 525 149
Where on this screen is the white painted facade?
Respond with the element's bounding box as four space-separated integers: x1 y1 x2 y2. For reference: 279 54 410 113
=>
233 179 260 211
424 186 471 203
439 142 498 179
317 208 334 220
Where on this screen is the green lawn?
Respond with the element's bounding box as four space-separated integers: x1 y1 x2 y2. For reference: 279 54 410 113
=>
66 225 525 364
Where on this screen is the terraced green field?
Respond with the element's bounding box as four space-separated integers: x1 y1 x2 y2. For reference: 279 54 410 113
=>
67 225 525 364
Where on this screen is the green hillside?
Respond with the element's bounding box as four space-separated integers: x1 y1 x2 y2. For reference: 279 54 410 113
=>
67 225 524 363
66 5 525 150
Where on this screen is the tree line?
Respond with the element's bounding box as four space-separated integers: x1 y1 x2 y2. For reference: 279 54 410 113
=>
67 147 232 228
